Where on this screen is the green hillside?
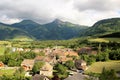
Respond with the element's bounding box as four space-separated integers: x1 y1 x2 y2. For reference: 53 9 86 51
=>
11 19 88 40
82 18 120 37
0 24 32 40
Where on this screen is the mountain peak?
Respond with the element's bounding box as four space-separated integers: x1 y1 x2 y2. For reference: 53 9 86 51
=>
52 19 63 24
20 20 39 24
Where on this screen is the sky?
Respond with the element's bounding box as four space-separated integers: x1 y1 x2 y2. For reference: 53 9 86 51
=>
0 0 120 26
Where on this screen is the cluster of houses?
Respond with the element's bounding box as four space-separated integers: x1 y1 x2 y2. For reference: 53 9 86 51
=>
0 46 98 80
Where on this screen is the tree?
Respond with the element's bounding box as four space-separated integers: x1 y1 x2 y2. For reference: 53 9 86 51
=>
109 49 120 60
54 63 68 78
99 68 117 80
32 62 45 74
65 60 74 69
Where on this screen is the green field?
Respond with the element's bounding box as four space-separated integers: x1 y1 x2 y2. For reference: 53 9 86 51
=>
0 46 5 55
88 38 120 43
104 38 120 42
12 36 33 41
88 38 109 43
86 60 120 73
0 68 16 76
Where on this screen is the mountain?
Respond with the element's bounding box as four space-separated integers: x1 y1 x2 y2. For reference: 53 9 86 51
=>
11 19 88 40
82 18 120 37
41 19 88 39
0 23 32 40
11 20 40 33
99 32 120 38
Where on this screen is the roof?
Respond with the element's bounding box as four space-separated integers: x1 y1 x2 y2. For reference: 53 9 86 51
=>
35 56 45 61
21 59 35 66
64 51 78 57
64 73 85 80
32 74 49 80
44 56 53 62
35 56 54 63
59 56 72 62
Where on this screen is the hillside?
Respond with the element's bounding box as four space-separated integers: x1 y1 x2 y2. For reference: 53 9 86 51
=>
11 19 88 40
99 32 120 38
0 23 32 40
82 18 120 37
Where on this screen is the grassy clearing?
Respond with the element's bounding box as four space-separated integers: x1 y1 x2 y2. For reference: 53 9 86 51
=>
0 46 5 55
88 38 120 43
12 36 33 41
103 38 120 42
88 38 109 43
0 68 16 76
0 41 10 45
86 60 120 73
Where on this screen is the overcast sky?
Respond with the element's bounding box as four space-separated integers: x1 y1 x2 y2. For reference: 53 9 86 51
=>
0 0 120 26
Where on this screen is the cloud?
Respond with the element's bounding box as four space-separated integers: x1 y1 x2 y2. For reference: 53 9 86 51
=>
74 0 120 11
0 0 120 26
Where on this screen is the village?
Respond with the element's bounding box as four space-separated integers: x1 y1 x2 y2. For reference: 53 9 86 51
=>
0 45 98 80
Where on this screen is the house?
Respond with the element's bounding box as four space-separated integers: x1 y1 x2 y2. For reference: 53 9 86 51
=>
75 59 87 71
64 50 79 57
24 48 31 52
0 61 4 67
17 48 24 52
43 47 52 55
34 56 45 62
58 56 72 63
32 74 49 80
32 48 43 53
21 59 35 71
64 73 85 80
34 55 57 65
40 62 53 77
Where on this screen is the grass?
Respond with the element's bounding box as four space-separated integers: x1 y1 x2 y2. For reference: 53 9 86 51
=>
0 46 5 55
88 38 120 43
103 38 120 42
0 68 16 76
12 36 33 41
86 60 120 73
88 38 109 43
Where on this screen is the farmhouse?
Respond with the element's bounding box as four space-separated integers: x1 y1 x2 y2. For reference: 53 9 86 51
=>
40 62 53 77
21 59 35 71
75 59 87 71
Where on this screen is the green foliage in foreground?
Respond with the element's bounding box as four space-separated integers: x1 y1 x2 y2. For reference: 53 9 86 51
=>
99 68 117 80
0 69 16 76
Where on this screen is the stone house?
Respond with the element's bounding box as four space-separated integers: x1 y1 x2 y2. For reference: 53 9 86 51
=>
21 59 35 71
40 62 53 77
34 55 57 65
75 59 87 71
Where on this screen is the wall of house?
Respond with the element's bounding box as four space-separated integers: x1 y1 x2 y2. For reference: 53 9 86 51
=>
40 71 53 77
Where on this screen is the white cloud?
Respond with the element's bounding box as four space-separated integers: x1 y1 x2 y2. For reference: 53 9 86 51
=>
0 0 120 26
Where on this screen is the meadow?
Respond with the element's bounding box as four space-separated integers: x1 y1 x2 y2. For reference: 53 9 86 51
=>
86 60 120 73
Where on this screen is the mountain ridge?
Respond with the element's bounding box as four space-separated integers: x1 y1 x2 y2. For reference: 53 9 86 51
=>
0 19 88 40
81 18 120 37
